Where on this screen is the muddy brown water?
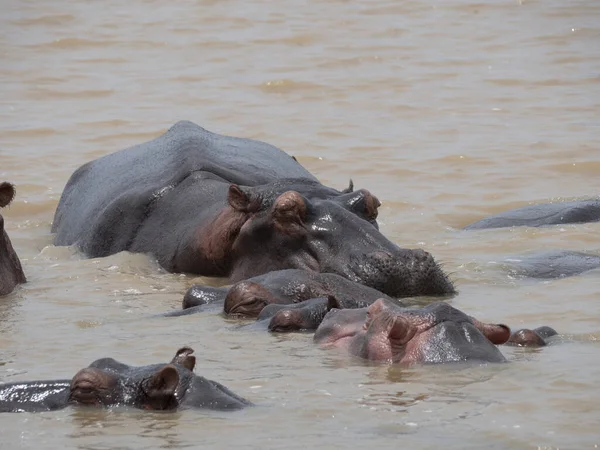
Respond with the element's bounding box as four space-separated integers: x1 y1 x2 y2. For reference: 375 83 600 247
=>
1 0 599 448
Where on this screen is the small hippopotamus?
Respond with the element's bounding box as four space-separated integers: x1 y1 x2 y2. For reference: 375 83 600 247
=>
181 269 411 319
0 182 26 296
502 250 600 279
258 295 341 332
506 326 558 347
52 121 454 299
314 299 510 364
0 347 251 413
464 198 600 230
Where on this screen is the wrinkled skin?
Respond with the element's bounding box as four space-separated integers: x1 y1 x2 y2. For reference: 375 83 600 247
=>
464 198 600 230
259 295 341 332
314 299 510 365
507 326 558 347
0 347 251 413
503 250 600 279
185 269 408 319
52 121 454 298
0 182 26 296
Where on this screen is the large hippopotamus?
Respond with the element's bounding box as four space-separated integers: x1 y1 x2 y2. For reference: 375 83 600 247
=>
314 299 510 364
178 269 412 319
0 347 251 413
0 182 26 296
464 198 600 230
52 121 454 298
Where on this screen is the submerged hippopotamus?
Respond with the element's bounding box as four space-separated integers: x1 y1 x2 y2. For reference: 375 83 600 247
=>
0 182 26 296
314 299 510 364
502 250 600 279
464 198 600 230
506 326 558 347
258 295 341 332
52 121 454 298
0 347 251 413
180 269 411 319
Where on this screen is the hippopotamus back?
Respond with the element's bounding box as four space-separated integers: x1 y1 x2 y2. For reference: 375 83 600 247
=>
52 121 316 252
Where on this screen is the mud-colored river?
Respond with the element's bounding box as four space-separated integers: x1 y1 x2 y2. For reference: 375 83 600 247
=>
1 0 599 448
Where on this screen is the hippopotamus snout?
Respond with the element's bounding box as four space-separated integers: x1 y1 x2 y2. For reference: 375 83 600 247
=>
347 249 456 298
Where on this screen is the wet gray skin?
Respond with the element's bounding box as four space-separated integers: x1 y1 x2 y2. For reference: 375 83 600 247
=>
0 347 251 413
184 269 408 319
503 250 600 279
506 326 558 347
314 300 510 365
0 182 26 296
464 198 600 230
259 295 341 333
52 121 454 298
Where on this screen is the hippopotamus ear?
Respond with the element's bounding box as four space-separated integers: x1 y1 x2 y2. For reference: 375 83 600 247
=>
341 179 354 194
143 365 180 410
171 347 196 371
0 182 16 208
272 191 307 237
338 189 381 223
228 185 261 213
326 295 342 311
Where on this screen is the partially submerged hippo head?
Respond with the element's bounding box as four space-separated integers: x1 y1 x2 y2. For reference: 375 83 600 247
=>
0 347 251 413
506 326 558 347
314 299 510 365
265 295 342 333
203 185 455 298
68 347 250 411
0 182 26 296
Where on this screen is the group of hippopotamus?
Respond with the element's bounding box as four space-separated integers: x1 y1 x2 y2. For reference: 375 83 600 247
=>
2 120 599 413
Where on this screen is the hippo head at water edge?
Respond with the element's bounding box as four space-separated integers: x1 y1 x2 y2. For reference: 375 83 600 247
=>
314 299 510 365
197 185 456 299
0 347 252 413
0 182 26 296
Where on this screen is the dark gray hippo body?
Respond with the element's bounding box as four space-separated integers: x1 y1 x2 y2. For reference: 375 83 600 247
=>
181 269 411 319
52 121 454 297
0 182 26 296
503 250 600 279
465 198 600 230
314 299 510 365
0 347 251 413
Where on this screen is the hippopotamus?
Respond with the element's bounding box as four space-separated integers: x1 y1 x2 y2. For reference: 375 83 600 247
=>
314 299 510 364
464 198 600 230
506 326 558 347
258 295 341 332
503 250 600 279
0 182 26 296
180 269 412 319
0 347 251 413
52 121 455 298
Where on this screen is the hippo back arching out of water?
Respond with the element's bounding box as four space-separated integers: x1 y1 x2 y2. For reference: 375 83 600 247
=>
502 250 600 280
52 121 455 298
314 299 510 365
0 182 26 296
464 198 600 230
0 347 251 413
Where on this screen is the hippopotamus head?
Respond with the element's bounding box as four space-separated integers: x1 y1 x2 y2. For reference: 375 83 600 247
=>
0 182 26 296
314 299 510 364
506 326 558 347
205 185 454 298
68 347 251 411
